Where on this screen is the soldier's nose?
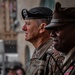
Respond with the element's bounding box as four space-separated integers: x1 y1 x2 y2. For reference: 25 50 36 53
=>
22 25 27 31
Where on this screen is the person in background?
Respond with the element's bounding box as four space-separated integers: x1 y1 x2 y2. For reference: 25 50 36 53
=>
22 7 65 75
5 68 16 75
13 66 25 75
45 2 75 75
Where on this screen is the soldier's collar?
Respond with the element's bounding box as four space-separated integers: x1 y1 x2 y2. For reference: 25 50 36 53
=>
32 39 53 59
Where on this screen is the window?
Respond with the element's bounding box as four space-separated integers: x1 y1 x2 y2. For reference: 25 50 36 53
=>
0 0 17 31
4 40 17 53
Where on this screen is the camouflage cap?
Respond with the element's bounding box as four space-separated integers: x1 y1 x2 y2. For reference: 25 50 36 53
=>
45 2 75 30
21 7 52 19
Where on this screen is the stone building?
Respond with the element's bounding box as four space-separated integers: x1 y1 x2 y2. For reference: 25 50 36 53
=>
0 0 75 69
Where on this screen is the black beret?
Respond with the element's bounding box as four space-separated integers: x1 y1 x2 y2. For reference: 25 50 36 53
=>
45 2 75 30
21 7 52 19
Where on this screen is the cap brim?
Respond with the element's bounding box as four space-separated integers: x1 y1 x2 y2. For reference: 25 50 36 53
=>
45 22 67 30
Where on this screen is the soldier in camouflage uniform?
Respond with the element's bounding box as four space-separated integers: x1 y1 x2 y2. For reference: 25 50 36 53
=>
45 2 75 75
21 7 65 75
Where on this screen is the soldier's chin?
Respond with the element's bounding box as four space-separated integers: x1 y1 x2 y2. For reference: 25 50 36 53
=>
25 38 29 41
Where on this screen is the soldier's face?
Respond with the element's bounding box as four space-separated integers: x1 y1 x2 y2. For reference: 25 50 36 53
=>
22 19 40 42
50 24 75 53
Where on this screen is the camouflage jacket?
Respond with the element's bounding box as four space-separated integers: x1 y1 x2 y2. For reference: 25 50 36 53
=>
26 40 65 75
58 47 75 75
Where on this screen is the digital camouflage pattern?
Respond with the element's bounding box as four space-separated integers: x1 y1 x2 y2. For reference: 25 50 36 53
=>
62 47 75 75
25 40 65 75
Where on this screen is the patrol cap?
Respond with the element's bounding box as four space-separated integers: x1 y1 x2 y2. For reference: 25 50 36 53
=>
21 7 52 19
45 2 75 30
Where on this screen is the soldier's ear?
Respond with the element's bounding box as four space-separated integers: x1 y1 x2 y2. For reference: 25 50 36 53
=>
39 23 46 33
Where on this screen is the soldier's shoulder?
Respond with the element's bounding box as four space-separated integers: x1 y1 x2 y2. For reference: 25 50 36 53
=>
46 47 65 61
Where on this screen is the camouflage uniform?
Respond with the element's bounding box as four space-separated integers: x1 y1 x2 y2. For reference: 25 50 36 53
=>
45 2 75 75
60 47 75 75
26 40 65 75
